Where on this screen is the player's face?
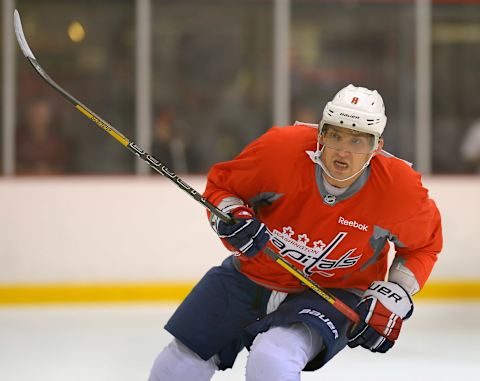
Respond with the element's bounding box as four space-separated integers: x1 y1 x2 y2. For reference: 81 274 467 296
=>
319 126 382 187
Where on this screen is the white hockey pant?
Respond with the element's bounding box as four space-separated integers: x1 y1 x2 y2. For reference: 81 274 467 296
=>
148 338 219 381
148 322 323 381
245 323 323 381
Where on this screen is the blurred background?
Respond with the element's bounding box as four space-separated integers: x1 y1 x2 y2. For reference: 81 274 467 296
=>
1 1 480 380
2 0 480 175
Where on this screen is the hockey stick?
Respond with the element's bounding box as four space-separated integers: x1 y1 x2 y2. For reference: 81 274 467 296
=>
12 10 227 222
263 249 359 323
13 10 359 324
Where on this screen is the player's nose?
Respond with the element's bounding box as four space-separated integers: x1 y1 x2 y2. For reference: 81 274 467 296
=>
335 147 352 157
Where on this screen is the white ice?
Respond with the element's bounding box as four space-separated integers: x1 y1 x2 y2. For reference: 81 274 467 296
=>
0 301 479 381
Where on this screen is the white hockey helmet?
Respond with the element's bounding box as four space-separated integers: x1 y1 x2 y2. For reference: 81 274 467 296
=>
319 84 387 147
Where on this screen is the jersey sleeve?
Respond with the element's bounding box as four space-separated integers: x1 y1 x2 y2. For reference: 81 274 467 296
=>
203 130 277 254
203 128 280 208
388 186 443 290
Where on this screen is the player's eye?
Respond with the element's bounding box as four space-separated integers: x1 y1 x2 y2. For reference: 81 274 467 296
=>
351 137 361 145
329 132 341 140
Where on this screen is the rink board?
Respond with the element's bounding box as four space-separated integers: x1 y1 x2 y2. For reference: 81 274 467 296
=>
0 176 478 304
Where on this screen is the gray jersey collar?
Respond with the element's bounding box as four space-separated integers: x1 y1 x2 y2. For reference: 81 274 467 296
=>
314 159 370 206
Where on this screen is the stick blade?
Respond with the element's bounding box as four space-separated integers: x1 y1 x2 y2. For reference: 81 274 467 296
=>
13 9 36 59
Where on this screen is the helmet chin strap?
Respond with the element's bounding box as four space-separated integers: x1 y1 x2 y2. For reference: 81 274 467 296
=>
313 142 375 183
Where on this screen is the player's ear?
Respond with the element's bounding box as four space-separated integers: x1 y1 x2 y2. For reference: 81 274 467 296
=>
318 129 326 144
372 138 384 156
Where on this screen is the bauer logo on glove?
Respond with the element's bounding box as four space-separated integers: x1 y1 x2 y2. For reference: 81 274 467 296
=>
347 280 414 353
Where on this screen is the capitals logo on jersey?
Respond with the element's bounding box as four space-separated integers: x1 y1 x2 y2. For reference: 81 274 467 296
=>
270 226 362 277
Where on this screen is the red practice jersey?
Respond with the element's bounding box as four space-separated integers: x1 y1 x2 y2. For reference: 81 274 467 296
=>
204 124 442 293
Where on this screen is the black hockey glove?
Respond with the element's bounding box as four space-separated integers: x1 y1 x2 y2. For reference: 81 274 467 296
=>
215 205 269 258
348 281 414 353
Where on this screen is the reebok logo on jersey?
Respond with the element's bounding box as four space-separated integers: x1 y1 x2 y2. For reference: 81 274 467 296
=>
338 216 368 231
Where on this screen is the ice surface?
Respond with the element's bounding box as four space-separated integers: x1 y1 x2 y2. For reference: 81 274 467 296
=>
0 302 478 381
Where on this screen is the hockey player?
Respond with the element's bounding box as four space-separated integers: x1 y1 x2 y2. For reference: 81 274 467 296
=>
148 84 442 380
